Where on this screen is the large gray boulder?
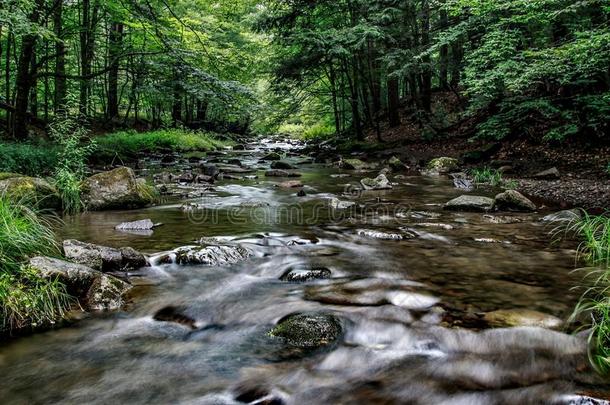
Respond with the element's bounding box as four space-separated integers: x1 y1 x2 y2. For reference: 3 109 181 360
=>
63 239 148 272
82 167 155 210
444 195 495 212
0 173 61 209
29 256 132 311
494 190 537 212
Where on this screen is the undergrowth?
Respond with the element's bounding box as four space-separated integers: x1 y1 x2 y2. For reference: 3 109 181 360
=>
0 194 71 334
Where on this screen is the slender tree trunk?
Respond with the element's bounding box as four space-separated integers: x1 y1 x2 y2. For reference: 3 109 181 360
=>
79 0 100 116
54 0 67 111
439 8 449 90
387 76 401 127
107 21 124 119
421 0 432 112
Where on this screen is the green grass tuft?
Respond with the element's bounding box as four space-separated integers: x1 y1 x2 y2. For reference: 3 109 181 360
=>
470 167 503 187
0 194 71 334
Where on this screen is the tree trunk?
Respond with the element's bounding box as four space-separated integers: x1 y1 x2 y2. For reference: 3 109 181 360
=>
439 8 449 90
10 0 44 139
79 0 100 116
421 0 432 112
54 0 67 111
107 21 124 119
387 76 401 127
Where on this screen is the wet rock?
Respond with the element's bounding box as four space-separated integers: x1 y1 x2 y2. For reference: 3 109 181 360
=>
330 173 351 179
451 173 474 191
494 190 536 212
265 170 302 178
153 306 197 329
271 161 296 170
200 164 220 178
234 386 284 405
227 158 243 166
269 313 342 348
174 244 253 266
63 239 148 271
278 180 303 188
29 256 131 311
533 167 560 180
356 229 409 240
553 395 610 405
240 201 271 208
388 156 408 172
297 189 307 197
483 215 523 224
341 158 367 170
483 309 563 329
82 167 155 210
115 219 155 231
328 198 356 210
233 144 246 151
360 174 392 190
542 209 581 223
196 174 214 184
444 195 495 212
262 152 282 161
426 157 459 175
0 174 61 209
178 172 195 183
280 267 332 282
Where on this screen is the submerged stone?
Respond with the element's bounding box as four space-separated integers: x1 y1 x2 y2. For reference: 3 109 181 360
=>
265 170 302 178
153 306 197 329
269 313 342 348
483 309 563 329
542 209 581 223
280 267 332 282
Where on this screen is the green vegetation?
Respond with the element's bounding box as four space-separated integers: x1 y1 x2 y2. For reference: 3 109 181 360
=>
0 143 59 177
94 129 230 162
565 212 610 374
469 167 517 189
0 194 71 334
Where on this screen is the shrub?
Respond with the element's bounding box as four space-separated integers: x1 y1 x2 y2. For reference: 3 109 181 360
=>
301 123 335 141
0 142 59 177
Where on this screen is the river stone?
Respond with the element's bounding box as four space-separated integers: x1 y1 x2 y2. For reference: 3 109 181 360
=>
82 167 155 210
444 195 495 212
357 229 408 240
269 313 342 348
153 306 197 329
271 161 296 170
115 219 155 231
29 256 131 311
174 244 253 266
533 167 560 180
280 267 332 282
494 190 536 212
483 309 563 329
63 239 148 271
388 156 408 172
279 180 303 188
427 157 459 174
360 174 392 190
542 209 581 223
341 158 367 170
328 198 356 210
262 152 282 161
265 170 302 178
0 174 61 209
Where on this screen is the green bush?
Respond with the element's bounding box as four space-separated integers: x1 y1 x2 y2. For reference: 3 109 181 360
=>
0 142 59 177
0 194 71 334
94 129 229 162
301 123 335 141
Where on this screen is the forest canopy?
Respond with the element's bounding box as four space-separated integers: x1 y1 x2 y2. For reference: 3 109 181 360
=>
0 0 608 141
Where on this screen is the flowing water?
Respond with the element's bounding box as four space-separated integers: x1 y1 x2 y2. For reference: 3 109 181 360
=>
1 139 608 404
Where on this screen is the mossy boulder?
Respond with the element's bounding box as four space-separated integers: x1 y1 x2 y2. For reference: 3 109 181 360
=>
427 157 459 174
82 167 155 211
0 174 61 209
494 190 537 212
341 158 367 170
269 312 342 348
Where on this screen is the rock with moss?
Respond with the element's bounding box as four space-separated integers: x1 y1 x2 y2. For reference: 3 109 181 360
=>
388 156 408 172
29 256 132 311
0 174 61 209
444 195 495 212
262 152 282 161
82 167 156 210
426 157 459 175
341 158 367 170
269 313 342 348
360 174 392 190
494 190 537 212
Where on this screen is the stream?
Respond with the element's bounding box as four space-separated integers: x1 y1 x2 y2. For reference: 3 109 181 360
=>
0 138 607 404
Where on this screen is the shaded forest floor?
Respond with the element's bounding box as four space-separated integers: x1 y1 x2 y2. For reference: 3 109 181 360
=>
350 98 610 211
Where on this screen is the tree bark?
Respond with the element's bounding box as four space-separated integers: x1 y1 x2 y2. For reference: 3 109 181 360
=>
421 0 432 112
107 21 124 119
54 0 67 111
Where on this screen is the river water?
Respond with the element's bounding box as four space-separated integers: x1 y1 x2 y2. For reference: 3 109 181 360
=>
0 139 607 404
